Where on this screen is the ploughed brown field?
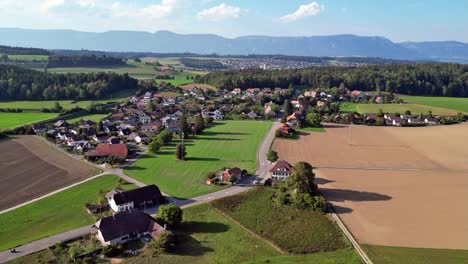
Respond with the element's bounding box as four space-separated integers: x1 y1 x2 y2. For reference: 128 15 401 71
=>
272 123 468 250
0 136 94 211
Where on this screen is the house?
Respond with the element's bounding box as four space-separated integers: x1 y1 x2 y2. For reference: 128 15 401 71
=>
304 91 317 98
220 167 245 183
134 134 148 144
106 185 165 213
57 132 74 141
425 117 439 125
54 120 70 128
407 117 422 124
316 101 326 107
104 125 118 134
391 117 405 127
86 144 128 158
76 141 94 152
94 211 166 245
107 136 121 144
247 111 258 119
375 96 384 104
118 128 132 137
201 110 224 120
286 112 302 126
139 114 152 124
32 123 46 133
264 106 277 118
277 123 292 134
232 88 242 95
93 133 110 144
269 160 293 181
350 90 365 98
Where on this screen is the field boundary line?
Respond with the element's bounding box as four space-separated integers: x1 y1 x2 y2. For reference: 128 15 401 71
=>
0 173 108 215
315 166 468 174
318 190 373 264
211 205 286 254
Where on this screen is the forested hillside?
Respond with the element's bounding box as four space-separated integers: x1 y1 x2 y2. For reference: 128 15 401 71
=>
47 55 125 68
197 63 468 97
0 45 50 55
0 65 137 101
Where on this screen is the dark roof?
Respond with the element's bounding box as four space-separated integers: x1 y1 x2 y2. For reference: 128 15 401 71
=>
95 211 161 242
227 167 243 177
107 185 164 206
86 144 128 157
269 160 293 174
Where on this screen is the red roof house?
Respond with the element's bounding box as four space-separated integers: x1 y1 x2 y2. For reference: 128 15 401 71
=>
86 144 128 158
220 167 245 183
269 160 293 181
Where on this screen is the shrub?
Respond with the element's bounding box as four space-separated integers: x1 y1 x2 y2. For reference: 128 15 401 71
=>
158 204 183 226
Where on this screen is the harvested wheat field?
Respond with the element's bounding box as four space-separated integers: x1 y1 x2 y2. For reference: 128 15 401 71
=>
272 123 468 250
0 136 94 211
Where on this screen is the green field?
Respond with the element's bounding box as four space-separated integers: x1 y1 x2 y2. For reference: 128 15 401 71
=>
362 245 468 264
0 89 134 111
65 114 108 123
124 121 271 199
340 103 359 113
0 112 57 130
7 55 49 61
0 175 135 251
242 249 361 264
400 95 468 113
351 103 459 115
125 203 280 264
211 187 350 254
47 61 158 79
298 126 326 132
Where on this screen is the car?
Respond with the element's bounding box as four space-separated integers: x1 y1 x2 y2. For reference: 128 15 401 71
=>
253 180 259 185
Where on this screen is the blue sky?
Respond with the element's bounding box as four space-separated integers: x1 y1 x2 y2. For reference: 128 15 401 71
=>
0 0 467 42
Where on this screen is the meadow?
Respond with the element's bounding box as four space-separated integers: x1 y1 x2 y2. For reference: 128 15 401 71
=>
0 175 135 251
343 103 459 115
400 95 468 113
7 55 49 61
65 114 109 123
125 203 280 264
124 121 272 199
0 112 57 130
362 245 468 264
211 187 351 254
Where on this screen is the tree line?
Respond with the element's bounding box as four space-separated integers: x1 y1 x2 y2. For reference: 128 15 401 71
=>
196 63 468 97
0 64 138 101
0 45 50 55
47 55 125 68
179 58 227 70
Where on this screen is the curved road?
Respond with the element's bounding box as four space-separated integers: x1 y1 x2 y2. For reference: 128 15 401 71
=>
0 121 280 263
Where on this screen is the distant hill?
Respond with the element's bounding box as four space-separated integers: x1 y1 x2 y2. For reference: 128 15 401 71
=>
0 28 467 63
0 45 50 55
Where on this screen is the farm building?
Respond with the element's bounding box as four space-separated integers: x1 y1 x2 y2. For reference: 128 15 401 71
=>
105 185 165 213
269 160 293 181
86 144 128 159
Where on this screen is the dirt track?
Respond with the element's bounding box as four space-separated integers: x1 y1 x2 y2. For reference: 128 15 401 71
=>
0 136 93 210
272 123 468 249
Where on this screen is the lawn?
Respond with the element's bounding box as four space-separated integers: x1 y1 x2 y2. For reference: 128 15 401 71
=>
298 126 326 132
362 245 468 264
0 112 57 130
355 103 458 115
340 103 359 113
0 175 135 251
125 203 280 264
211 187 350 254
124 121 272 199
155 74 194 86
400 95 468 114
65 114 108 123
242 249 361 264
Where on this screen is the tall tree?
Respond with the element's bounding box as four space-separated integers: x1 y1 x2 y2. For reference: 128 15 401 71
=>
175 144 187 160
266 149 279 163
178 115 190 139
286 162 317 195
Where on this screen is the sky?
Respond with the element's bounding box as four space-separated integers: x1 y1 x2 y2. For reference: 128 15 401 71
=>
0 0 467 42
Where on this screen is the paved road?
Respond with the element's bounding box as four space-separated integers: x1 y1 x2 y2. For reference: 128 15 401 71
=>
0 121 280 263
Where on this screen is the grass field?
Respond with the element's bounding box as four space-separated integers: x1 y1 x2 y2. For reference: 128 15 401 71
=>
211 187 350 254
0 175 135 251
242 249 361 264
65 114 108 123
0 89 134 110
124 121 271 199
7 55 49 61
362 245 468 264
0 112 57 130
154 75 194 86
400 95 468 113
350 103 459 115
340 103 359 113
47 61 158 79
125 203 280 264
298 126 326 132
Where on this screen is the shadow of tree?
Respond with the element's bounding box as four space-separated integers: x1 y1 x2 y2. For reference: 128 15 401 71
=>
168 232 214 257
315 178 335 185
179 221 230 234
186 157 220 162
321 188 392 202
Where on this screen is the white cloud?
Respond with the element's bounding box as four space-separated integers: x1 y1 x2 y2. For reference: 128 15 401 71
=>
280 2 324 23
197 3 245 22
41 0 65 13
137 0 186 19
76 0 96 9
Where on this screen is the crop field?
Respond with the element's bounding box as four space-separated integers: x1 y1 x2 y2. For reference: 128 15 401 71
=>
0 174 135 251
47 61 158 79
400 95 468 113
7 55 49 61
0 136 95 211
352 103 459 115
212 187 351 254
125 203 280 264
362 245 468 264
272 123 468 250
0 112 57 130
124 121 272 199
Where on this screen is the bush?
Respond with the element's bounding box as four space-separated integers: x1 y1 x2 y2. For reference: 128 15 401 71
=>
150 231 174 256
158 204 183 226
206 171 217 179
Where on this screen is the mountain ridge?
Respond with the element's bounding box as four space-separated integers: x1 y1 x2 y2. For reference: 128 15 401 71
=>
0 28 467 63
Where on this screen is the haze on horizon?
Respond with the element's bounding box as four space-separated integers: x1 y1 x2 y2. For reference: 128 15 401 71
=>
0 0 467 43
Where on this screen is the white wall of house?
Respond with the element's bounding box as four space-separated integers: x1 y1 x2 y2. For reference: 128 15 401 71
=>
271 172 291 181
108 198 134 212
